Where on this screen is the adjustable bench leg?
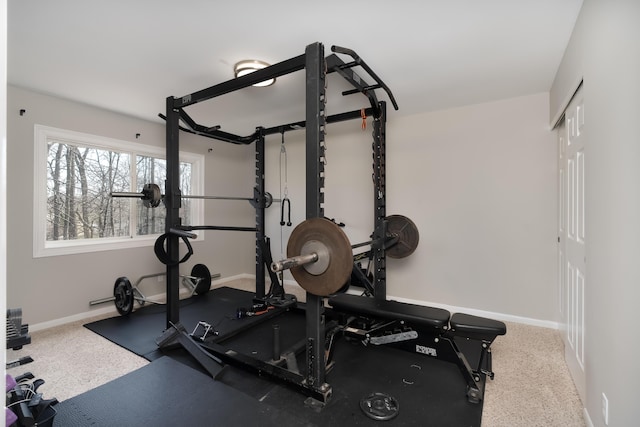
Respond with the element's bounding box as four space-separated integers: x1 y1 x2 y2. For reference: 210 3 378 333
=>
478 341 495 380
449 342 484 403
413 335 485 404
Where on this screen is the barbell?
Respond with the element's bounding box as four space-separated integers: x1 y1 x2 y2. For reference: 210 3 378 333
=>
111 183 274 209
89 263 219 316
271 215 419 296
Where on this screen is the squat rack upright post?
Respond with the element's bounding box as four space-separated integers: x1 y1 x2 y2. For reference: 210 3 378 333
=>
165 96 181 327
304 42 328 392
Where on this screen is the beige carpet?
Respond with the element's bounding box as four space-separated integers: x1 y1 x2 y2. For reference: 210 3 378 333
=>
483 322 585 426
6 281 585 426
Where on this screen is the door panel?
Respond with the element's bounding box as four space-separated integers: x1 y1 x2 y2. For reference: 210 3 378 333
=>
559 86 586 402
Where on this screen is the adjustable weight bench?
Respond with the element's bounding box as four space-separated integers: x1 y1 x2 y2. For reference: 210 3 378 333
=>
328 293 506 403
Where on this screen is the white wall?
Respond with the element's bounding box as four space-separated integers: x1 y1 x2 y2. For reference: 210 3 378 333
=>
262 93 557 324
7 85 256 325
262 119 381 266
550 0 640 425
386 94 557 321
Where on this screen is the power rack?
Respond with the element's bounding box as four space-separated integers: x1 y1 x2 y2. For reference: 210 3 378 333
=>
160 42 398 405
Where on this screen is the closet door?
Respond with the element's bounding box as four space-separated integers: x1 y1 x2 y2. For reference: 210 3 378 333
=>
558 86 585 402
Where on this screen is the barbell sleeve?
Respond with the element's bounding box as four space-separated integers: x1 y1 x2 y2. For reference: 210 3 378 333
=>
169 228 197 239
111 191 146 198
271 253 319 273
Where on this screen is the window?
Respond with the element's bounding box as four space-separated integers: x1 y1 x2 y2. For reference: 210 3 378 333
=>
33 125 204 257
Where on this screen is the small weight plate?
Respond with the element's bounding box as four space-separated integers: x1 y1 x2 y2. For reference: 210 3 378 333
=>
385 215 420 259
191 263 212 295
360 392 400 421
113 277 134 316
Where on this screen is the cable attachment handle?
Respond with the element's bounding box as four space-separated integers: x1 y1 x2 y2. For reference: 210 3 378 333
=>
280 197 291 226
279 129 292 227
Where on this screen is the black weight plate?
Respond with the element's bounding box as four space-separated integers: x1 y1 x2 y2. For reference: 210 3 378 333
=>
142 183 162 208
360 392 400 421
264 192 273 209
385 215 420 259
191 264 212 295
113 277 134 316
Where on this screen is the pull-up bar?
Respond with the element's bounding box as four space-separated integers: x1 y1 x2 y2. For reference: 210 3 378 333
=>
159 44 398 145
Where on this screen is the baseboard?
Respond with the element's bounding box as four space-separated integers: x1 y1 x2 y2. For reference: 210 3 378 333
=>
285 279 558 329
218 273 254 282
383 294 559 330
584 407 594 427
31 274 558 332
30 304 120 332
30 273 251 332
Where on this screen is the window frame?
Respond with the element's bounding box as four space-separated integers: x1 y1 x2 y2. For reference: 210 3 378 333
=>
33 124 204 258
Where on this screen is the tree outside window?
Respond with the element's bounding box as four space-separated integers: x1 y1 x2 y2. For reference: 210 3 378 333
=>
35 125 203 257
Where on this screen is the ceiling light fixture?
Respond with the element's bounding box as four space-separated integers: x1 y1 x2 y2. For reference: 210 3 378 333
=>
233 60 275 87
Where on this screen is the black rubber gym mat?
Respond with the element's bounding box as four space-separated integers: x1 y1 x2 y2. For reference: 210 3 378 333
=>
83 287 486 426
209 309 485 426
53 356 314 427
84 286 265 360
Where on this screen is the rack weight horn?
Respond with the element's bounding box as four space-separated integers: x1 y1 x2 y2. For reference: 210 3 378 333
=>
271 215 419 296
111 183 274 209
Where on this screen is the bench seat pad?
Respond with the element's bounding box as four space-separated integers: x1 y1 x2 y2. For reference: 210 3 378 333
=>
449 313 507 340
329 294 450 330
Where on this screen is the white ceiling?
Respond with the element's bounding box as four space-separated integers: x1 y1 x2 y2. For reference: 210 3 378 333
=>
9 0 583 136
